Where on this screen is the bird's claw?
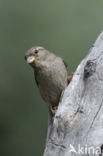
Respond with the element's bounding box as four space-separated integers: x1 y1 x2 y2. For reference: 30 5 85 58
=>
51 106 57 116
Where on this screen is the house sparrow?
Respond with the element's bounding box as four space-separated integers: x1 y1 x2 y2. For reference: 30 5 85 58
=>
25 46 73 116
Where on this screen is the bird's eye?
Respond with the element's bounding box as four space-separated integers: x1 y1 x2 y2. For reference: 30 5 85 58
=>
34 50 39 54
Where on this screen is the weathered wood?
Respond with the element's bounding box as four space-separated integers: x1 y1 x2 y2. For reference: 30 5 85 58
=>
43 32 103 156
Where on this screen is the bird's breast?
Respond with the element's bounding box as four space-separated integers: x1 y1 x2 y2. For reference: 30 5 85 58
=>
35 60 67 106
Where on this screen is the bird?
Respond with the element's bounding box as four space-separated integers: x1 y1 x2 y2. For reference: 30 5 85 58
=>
25 46 73 116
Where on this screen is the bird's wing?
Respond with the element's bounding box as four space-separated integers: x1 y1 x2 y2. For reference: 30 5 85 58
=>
63 59 68 68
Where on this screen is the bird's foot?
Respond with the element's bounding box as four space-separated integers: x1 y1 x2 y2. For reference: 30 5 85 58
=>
67 72 74 84
51 106 57 116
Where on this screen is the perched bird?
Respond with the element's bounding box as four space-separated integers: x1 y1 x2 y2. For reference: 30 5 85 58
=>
25 46 73 116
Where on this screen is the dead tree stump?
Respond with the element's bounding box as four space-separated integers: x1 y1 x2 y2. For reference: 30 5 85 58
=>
43 32 103 156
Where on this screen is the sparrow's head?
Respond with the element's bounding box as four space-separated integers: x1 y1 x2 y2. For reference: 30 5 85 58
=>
25 46 52 69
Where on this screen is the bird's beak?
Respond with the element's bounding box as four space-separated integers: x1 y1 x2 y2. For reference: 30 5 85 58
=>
26 56 36 64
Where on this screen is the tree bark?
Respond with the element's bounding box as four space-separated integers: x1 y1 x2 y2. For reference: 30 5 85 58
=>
43 32 103 156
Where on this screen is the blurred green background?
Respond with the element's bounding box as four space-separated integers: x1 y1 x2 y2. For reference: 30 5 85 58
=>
0 0 103 155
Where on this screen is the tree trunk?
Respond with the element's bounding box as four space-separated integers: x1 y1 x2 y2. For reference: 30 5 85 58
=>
43 32 103 156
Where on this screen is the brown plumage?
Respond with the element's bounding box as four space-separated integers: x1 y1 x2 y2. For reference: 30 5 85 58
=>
25 46 68 115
